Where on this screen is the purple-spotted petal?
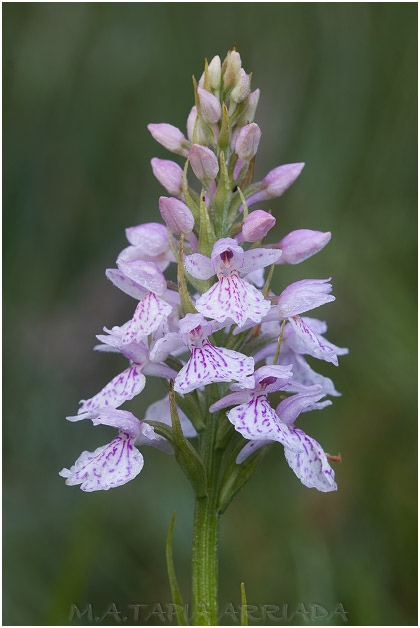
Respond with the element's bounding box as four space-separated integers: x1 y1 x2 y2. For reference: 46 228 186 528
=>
227 397 302 451
277 278 335 318
209 390 251 412
241 248 282 276
117 244 173 272
211 238 244 273
117 260 167 296
59 433 144 492
122 293 172 345
243 268 265 288
142 361 178 380
286 317 344 366
68 407 142 437
184 253 215 280
284 428 337 492
236 439 272 464
195 274 271 326
150 333 185 362
174 341 254 394
106 269 147 301
96 326 150 364
277 350 342 397
275 387 325 426
126 222 169 253
253 364 293 387
178 313 213 337
78 366 146 415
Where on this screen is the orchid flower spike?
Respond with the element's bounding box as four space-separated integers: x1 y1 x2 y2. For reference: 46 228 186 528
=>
62 47 347 518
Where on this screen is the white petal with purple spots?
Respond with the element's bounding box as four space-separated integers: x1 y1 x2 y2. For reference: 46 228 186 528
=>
78 366 146 415
227 396 302 451
195 273 271 326
174 341 254 394
59 433 144 492
286 316 344 365
284 428 337 492
123 293 172 345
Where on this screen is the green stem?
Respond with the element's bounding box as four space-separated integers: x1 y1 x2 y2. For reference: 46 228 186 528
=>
192 389 221 625
191 497 220 625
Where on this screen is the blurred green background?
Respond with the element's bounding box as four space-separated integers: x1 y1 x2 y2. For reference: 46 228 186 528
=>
3 3 417 626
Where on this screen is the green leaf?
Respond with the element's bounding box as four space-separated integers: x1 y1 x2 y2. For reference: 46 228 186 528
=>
166 512 188 626
218 103 231 152
217 443 270 513
175 390 206 433
198 191 216 256
144 421 174 446
177 235 198 315
241 582 248 626
169 382 208 497
182 159 200 223
213 151 232 237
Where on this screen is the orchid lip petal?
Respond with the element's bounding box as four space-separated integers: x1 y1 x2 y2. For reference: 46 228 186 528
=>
174 341 254 394
195 274 271 327
284 428 337 492
122 293 172 345
78 366 146 415
60 433 144 492
227 397 303 452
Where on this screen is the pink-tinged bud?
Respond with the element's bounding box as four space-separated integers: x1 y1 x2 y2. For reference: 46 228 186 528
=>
222 50 242 89
151 158 183 197
187 106 198 142
237 89 260 126
189 144 219 180
147 123 189 156
276 229 331 264
242 163 305 211
263 163 305 197
235 123 261 162
197 87 222 124
231 69 250 103
208 55 221 89
159 196 195 235
242 210 276 242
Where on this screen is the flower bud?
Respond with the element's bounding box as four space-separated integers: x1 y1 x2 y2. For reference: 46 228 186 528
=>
263 163 305 197
189 144 219 180
242 163 305 210
242 210 276 242
147 123 189 156
151 158 183 197
276 229 331 264
208 55 222 89
187 106 198 142
222 50 242 90
159 196 195 235
235 123 261 162
231 68 251 103
197 87 221 125
241 88 260 123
